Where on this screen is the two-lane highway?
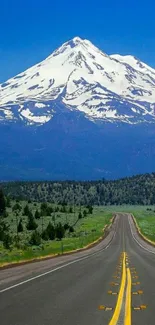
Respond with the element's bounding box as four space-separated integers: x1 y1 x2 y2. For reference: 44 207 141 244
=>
0 214 155 325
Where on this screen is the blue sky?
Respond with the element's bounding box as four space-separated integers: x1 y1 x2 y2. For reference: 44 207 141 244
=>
1 0 155 82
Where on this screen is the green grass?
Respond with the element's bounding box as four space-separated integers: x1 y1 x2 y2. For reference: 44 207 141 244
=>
1 203 155 265
104 204 155 243
130 207 155 242
0 204 112 265
102 205 155 242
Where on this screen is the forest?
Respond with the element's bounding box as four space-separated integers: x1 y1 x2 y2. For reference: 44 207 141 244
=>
1 172 155 205
0 172 155 259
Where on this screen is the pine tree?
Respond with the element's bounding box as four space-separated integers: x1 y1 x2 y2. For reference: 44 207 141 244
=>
3 211 8 218
12 202 22 212
49 206 53 214
78 212 82 219
69 226 74 233
29 230 41 246
6 196 11 208
42 222 54 241
17 218 23 232
55 222 65 240
69 207 73 213
87 205 93 214
35 209 40 219
3 233 12 250
46 222 55 240
52 215 56 225
60 205 66 213
26 213 38 231
0 189 6 216
23 204 30 216
64 223 69 230
40 202 48 216
42 229 49 241
0 220 9 241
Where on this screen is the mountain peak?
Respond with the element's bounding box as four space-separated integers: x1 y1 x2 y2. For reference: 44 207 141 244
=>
49 36 87 58
63 36 92 49
47 36 98 62
72 36 83 43
1 36 155 126
64 36 84 48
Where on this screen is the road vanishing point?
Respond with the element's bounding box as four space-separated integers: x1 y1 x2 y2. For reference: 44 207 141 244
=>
0 213 154 325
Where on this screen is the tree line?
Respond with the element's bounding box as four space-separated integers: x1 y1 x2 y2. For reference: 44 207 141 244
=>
1 172 155 205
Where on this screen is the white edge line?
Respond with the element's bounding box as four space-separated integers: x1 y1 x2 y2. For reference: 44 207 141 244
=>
0 256 91 293
128 215 155 255
0 220 118 294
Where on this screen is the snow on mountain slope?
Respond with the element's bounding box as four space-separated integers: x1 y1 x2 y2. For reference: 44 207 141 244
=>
0 36 155 125
111 54 155 76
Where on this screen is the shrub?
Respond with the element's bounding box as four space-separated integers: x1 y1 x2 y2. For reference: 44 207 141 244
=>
29 230 41 246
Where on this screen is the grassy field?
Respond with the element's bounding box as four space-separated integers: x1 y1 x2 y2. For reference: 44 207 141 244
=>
0 203 112 266
105 205 155 242
91 205 155 244
1 203 155 266
130 207 155 242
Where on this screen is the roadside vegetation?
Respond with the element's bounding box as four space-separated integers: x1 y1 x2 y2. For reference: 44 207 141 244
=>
1 178 155 266
105 205 155 243
131 207 155 242
0 188 111 265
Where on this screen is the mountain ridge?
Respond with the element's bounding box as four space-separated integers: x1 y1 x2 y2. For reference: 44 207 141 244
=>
0 36 155 125
0 37 155 181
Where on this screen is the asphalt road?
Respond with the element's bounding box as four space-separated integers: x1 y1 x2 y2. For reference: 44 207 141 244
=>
0 213 155 325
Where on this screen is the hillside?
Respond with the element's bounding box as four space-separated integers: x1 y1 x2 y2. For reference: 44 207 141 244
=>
2 172 155 205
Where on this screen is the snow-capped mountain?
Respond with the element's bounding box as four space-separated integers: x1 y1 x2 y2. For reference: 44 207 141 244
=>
1 36 155 125
1 37 155 181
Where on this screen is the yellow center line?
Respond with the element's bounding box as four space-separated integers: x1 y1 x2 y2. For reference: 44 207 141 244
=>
108 252 126 325
125 268 132 325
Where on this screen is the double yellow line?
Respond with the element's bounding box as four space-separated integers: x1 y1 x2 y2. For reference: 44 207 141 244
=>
109 252 131 325
125 268 131 325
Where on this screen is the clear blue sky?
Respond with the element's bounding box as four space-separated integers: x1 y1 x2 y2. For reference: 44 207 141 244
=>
1 0 155 82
